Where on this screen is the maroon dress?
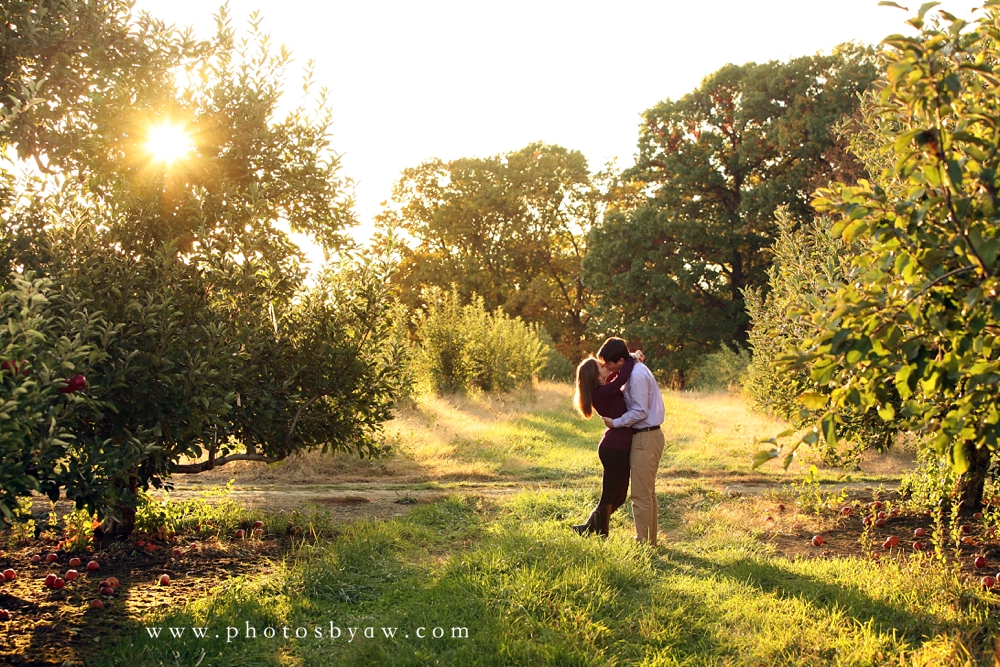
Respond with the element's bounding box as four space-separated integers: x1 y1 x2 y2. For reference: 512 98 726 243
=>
592 357 634 451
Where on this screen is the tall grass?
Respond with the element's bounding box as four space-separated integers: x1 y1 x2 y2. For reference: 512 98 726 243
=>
93 490 998 666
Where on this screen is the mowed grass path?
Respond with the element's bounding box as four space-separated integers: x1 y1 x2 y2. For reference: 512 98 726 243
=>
218 383 810 487
93 384 998 665
95 489 998 666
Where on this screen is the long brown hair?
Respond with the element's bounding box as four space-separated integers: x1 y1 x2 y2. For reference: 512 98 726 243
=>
574 357 601 418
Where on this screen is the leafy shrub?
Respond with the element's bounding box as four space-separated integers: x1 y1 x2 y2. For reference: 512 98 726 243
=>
899 444 958 513
412 287 548 393
687 345 750 392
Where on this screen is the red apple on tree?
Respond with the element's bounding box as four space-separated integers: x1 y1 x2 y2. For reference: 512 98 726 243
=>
60 374 87 394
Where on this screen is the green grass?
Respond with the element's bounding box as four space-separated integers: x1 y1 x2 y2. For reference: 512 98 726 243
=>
91 490 999 666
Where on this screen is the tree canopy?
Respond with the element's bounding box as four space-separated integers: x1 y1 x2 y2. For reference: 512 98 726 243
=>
378 142 600 361
756 3 1000 511
584 46 879 382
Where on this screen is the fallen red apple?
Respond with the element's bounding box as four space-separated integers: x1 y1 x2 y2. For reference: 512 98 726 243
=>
3 569 15 581
107 577 119 588
875 518 887 528
98 580 110 589
914 528 926 538
924 509 932 517
69 557 81 568
974 556 987 568
973 512 983 520
889 508 899 517
882 535 900 549
99 586 114 596
793 523 804 531
253 528 264 538
45 553 58 564
86 561 99 571
764 515 774 522
158 574 170 586
52 577 65 590
777 504 785 513
235 529 245 539
811 535 825 547
961 524 974 534
172 548 183 558
913 541 924 550
253 521 264 529
30 555 40 565
982 575 996 590
90 599 104 609
877 511 887 520
872 501 884 510
44 574 56 588
65 570 79 582
0 609 9 621
863 516 873 527
840 507 852 516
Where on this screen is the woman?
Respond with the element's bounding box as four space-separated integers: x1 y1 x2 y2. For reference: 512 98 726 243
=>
571 353 635 537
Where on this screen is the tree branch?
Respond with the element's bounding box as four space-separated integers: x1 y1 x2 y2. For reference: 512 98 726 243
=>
174 451 287 474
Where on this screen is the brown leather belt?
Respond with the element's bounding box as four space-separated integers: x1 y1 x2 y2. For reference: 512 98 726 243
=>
631 425 661 434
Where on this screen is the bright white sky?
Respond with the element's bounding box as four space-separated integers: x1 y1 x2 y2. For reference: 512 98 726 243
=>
135 0 983 244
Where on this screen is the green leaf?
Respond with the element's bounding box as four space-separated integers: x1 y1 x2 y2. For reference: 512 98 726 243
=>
752 449 779 469
918 1 940 19
798 392 828 410
878 403 897 421
951 441 970 475
947 160 963 188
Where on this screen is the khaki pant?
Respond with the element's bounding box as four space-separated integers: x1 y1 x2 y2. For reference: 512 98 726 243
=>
629 429 665 545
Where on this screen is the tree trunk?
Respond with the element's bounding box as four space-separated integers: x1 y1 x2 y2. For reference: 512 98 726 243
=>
956 442 992 514
95 476 138 540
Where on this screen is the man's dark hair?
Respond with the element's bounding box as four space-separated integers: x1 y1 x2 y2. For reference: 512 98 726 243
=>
597 337 629 364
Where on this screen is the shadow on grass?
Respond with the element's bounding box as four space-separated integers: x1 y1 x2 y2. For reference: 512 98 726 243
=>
662 548 938 644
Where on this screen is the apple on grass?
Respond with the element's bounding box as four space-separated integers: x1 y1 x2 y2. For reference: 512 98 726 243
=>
44 574 56 588
913 541 924 551
45 553 58 564
974 556 987 568
0 609 9 621
65 570 79 582
30 555 40 565
3 569 15 581
982 576 996 590
90 599 104 609
107 577 119 588
99 586 114 596
159 574 171 586
68 557 81 568
882 535 900 549
914 528 926 538
811 535 825 547
86 561 100 572
235 529 245 539
52 578 65 590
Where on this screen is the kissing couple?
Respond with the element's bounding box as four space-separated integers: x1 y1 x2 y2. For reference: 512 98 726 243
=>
571 337 665 544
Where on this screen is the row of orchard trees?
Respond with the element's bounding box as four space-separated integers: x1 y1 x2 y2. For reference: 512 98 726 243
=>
0 1 407 534
750 2 1000 512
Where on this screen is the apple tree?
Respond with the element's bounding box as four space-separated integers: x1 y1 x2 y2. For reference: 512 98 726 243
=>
757 2 1000 511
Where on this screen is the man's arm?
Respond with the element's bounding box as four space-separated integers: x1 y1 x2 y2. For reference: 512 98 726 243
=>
603 366 651 429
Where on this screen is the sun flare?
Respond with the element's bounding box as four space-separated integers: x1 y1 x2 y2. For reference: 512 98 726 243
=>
144 122 193 165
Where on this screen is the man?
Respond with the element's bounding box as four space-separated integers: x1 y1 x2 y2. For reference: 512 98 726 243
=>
598 337 665 545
